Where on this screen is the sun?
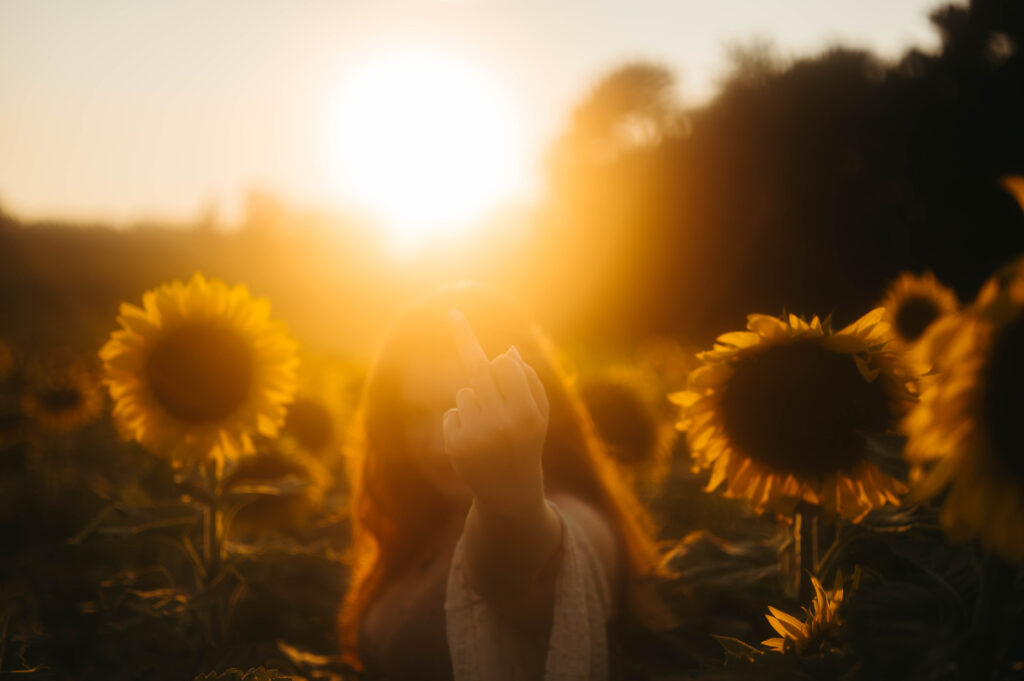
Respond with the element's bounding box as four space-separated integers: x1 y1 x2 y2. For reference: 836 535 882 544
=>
327 46 529 254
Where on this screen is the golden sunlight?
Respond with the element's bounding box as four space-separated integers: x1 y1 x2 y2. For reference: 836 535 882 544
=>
327 47 529 254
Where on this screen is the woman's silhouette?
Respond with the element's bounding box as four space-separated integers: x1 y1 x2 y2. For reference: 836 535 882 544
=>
339 283 665 680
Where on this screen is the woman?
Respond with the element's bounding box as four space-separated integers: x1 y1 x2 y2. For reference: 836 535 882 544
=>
339 283 666 680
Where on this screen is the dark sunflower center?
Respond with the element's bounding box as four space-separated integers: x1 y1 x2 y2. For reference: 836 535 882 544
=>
284 398 335 452
38 386 84 412
893 296 941 343
720 340 891 477
145 322 254 423
980 312 1024 481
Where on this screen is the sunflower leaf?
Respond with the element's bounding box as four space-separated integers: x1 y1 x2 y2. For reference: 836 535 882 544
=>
712 634 763 661
225 475 311 498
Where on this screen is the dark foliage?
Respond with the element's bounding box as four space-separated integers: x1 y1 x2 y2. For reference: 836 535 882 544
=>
539 0 1024 346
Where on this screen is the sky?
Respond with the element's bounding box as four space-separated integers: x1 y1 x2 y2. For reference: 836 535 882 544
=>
0 0 947 226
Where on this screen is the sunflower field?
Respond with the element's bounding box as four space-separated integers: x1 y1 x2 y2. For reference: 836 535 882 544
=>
2 224 1024 680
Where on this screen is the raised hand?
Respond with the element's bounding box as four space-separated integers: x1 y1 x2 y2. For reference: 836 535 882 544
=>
442 308 551 516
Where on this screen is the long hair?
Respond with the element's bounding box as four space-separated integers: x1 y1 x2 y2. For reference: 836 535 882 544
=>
338 283 665 666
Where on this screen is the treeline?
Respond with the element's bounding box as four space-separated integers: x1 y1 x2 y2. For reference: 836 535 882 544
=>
531 0 1024 345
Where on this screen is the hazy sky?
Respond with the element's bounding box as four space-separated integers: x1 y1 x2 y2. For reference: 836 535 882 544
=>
0 0 946 224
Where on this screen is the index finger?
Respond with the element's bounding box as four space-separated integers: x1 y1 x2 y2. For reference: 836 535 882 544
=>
449 308 490 375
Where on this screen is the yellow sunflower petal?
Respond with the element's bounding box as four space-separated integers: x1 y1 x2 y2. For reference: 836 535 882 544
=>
717 331 761 348
767 607 806 638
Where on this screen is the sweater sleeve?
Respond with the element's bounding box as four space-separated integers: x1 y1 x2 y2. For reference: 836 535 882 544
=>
444 501 612 681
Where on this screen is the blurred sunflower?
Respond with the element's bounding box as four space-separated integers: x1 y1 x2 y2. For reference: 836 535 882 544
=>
580 367 677 487
21 365 104 432
763 571 847 655
282 396 337 454
904 257 1024 563
879 272 958 350
100 274 298 467
671 310 916 521
282 354 360 457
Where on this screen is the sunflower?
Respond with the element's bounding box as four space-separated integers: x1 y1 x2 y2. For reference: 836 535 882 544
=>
580 366 678 486
671 309 916 521
279 354 358 461
903 257 1024 563
21 364 104 432
763 571 847 655
100 274 298 467
879 272 959 351
282 395 337 454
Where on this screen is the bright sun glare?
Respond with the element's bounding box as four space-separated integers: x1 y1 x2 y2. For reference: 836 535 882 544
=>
328 47 529 254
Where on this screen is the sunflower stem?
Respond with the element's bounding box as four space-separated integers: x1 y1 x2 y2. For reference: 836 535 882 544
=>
201 458 224 580
815 522 842 576
197 457 228 645
789 504 826 602
780 513 802 599
810 514 820 570
798 512 815 603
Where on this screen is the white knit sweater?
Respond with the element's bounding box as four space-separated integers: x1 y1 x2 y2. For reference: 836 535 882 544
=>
444 503 612 681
